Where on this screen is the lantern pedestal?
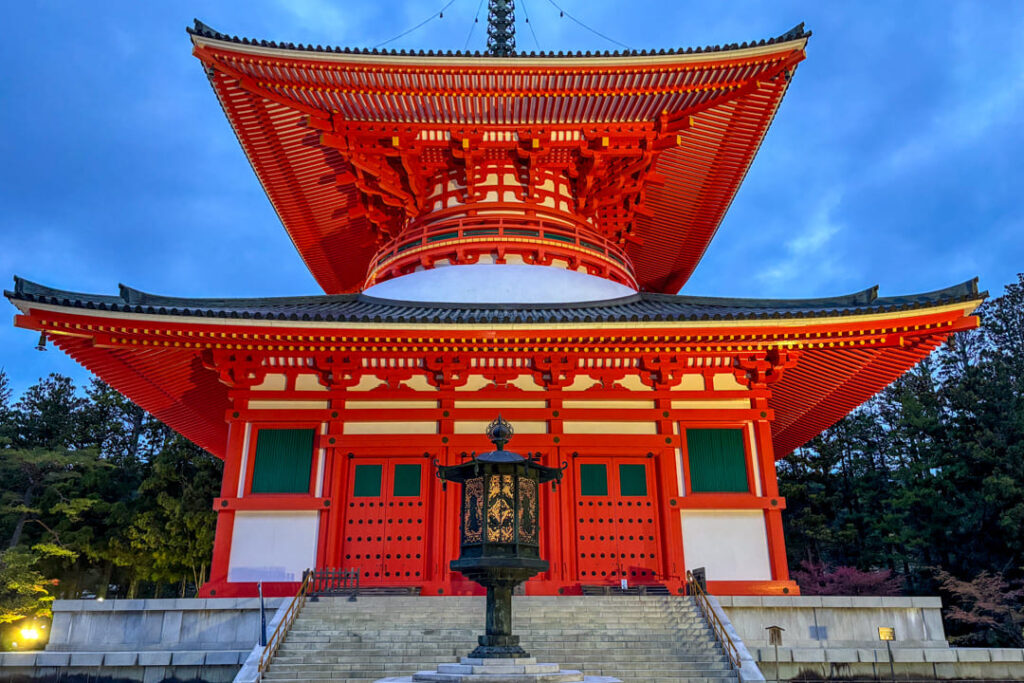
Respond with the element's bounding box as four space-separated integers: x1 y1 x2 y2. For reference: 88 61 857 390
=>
451 559 548 659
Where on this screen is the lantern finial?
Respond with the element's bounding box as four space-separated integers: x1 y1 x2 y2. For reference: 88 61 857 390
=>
486 414 514 450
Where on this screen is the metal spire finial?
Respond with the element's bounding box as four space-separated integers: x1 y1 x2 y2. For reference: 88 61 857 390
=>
486 415 514 450
486 0 516 56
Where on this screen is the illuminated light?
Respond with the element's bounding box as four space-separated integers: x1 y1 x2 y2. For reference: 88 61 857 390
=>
19 627 40 641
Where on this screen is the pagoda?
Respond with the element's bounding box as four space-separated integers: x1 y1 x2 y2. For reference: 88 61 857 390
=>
5 13 983 599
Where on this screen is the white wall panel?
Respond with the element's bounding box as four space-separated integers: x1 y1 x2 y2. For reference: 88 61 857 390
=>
228 511 318 582
681 510 771 581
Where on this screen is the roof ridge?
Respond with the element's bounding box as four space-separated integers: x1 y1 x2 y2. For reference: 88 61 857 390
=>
655 286 880 309
187 18 810 59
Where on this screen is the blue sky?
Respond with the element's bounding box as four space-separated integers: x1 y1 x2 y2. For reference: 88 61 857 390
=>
2 1 1022 398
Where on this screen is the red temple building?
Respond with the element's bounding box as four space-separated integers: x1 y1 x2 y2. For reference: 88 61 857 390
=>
6 19 983 598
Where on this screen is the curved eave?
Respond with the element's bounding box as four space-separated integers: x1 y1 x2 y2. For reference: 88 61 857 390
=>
769 340 950 458
188 19 810 64
191 26 807 294
7 277 982 325
7 278 982 459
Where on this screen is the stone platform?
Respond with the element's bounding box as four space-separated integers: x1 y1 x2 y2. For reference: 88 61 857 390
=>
376 656 621 682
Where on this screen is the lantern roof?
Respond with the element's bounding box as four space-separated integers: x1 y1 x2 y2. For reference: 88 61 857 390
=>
437 450 564 484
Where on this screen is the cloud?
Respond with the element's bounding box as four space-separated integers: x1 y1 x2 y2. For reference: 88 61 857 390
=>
882 11 1024 176
756 191 845 292
268 0 381 45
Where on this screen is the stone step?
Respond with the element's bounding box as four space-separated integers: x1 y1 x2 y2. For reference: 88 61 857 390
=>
292 619 707 627
272 658 730 668
275 651 728 662
273 645 728 656
267 661 733 672
299 614 703 618
285 629 715 639
283 636 713 642
279 640 722 649
263 595 737 683
277 643 725 654
264 676 735 683
299 609 702 614
263 670 736 679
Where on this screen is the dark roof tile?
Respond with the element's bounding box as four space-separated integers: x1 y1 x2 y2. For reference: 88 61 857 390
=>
187 19 811 59
6 277 984 326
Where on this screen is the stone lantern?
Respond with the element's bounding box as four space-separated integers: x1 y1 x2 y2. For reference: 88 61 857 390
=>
435 416 565 659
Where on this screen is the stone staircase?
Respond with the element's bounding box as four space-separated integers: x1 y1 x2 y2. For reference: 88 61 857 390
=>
261 595 740 683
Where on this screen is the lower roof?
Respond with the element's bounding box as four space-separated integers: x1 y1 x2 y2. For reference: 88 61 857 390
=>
8 277 981 325
6 277 984 459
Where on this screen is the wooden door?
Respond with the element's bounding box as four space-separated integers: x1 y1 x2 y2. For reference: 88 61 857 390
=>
574 457 661 585
341 459 427 586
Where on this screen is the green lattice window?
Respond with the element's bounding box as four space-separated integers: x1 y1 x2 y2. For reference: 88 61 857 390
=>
353 464 383 497
619 464 648 496
580 464 608 496
393 464 422 497
251 428 315 494
686 428 749 493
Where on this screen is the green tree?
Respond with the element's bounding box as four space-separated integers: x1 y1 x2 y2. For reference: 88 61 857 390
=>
0 548 56 625
128 435 221 596
10 374 87 450
0 369 12 440
779 274 1024 645
0 370 224 602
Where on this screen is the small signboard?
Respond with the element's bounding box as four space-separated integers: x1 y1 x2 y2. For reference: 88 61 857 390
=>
878 626 896 641
766 625 785 646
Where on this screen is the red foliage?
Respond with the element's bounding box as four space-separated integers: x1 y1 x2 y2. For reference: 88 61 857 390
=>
792 560 903 596
936 570 1024 647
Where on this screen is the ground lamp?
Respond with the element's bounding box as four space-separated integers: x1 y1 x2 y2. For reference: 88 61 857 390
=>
435 416 565 659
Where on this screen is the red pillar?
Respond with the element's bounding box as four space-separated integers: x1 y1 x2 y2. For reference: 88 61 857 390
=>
656 398 685 593
202 413 247 596
754 406 791 583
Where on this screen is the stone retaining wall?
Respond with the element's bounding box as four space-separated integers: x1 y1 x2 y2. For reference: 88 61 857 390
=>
719 595 948 650
718 595 1024 681
0 598 282 682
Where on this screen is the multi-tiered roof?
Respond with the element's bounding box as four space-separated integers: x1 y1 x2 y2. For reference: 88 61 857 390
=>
5 21 984 462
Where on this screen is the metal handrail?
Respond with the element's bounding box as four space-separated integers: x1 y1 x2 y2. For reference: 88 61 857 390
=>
686 570 741 670
257 570 313 678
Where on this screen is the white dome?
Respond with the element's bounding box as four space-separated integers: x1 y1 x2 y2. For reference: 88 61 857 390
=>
362 264 637 304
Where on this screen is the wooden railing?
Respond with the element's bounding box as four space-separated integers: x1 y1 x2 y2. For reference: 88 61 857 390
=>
257 570 312 678
366 210 637 288
686 570 741 670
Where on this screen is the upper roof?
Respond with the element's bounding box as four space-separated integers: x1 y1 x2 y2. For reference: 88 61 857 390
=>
189 22 810 295
188 19 810 60
8 277 981 325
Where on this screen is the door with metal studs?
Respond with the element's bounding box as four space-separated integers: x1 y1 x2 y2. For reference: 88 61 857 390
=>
574 457 661 585
341 459 428 586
